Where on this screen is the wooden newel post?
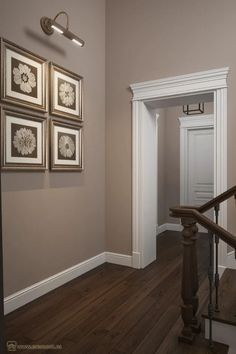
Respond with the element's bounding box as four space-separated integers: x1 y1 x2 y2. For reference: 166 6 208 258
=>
179 217 199 344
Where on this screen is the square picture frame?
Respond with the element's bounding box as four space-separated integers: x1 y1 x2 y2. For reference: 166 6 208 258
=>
50 119 83 171
1 108 47 170
50 63 83 121
1 38 47 112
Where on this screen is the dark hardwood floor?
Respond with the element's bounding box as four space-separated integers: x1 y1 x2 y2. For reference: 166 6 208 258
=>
5 231 226 354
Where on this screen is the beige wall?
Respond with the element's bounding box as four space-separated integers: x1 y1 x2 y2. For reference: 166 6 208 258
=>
106 0 236 254
1 0 236 296
0 0 106 296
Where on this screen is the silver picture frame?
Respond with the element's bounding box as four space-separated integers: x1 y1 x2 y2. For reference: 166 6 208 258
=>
50 119 83 171
1 108 47 170
1 38 47 112
50 62 83 121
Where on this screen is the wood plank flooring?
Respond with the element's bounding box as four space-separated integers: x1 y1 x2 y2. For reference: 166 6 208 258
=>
4 231 228 353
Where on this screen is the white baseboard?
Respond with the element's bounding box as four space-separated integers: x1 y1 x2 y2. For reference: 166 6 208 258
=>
105 252 132 267
132 251 141 269
157 223 183 235
218 265 226 278
226 251 236 270
4 252 106 315
157 222 209 235
205 319 236 352
4 251 133 315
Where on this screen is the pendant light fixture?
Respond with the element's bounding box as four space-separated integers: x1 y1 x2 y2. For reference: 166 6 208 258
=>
183 103 204 115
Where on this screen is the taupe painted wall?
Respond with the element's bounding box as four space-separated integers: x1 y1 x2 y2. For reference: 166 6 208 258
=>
106 0 236 254
0 0 106 296
2 0 236 296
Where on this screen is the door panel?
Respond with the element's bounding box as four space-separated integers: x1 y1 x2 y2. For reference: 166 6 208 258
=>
180 116 214 233
188 129 214 206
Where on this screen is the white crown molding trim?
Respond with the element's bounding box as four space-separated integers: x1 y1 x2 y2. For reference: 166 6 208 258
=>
130 67 229 101
4 251 134 314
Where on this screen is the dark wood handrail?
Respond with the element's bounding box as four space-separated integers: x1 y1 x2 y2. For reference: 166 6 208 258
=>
198 185 236 213
178 185 236 213
172 186 236 345
170 206 236 249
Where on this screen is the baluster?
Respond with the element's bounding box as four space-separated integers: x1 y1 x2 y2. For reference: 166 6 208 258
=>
214 204 220 312
190 222 201 333
179 217 198 343
208 231 214 348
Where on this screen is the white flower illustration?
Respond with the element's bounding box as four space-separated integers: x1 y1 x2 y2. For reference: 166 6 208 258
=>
13 63 36 94
13 128 36 156
59 82 75 107
59 135 75 158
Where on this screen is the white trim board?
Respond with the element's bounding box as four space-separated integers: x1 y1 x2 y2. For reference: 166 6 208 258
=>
156 223 209 236
157 223 183 235
130 68 229 101
4 251 132 315
226 251 236 270
130 67 229 269
205 319 236 353
105 252 132 267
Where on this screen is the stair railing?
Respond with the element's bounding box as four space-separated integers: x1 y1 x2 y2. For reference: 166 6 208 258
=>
170 185 236 347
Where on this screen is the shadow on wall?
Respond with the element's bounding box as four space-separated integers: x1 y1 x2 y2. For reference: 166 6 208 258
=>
2 171 85 192
23 28 66 57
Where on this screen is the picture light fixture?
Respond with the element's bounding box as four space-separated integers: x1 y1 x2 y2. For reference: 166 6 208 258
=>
40 11 85 47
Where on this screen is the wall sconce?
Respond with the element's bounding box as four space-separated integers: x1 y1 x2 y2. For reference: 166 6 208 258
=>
183 103 204 115
40 11 85 47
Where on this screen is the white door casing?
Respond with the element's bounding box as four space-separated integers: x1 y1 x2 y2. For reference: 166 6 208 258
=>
130 68 229 269
179 115 214 233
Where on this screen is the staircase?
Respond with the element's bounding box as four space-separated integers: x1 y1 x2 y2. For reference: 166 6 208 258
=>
170 185 236 354
176 336 229 354
203 269 236 354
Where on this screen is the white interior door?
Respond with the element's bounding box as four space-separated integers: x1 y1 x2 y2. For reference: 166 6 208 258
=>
179 115 214 232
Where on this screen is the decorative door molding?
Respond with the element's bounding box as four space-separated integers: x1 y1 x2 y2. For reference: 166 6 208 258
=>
130 68 229 269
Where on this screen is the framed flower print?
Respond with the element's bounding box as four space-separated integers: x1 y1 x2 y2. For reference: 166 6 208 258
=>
50 119 83 171
1 109 47 170
1 39 47 111
50 63 83 121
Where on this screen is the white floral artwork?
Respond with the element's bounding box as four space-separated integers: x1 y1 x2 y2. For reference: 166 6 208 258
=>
59 135 75 158
13 127 36 156
59 82 75 107
13 63 36 94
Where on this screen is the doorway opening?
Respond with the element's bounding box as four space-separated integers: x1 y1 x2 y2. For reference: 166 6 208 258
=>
146 94 214 237
130 68 229 270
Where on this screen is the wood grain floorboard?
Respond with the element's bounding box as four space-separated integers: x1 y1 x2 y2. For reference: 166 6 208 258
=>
5 231 222 354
